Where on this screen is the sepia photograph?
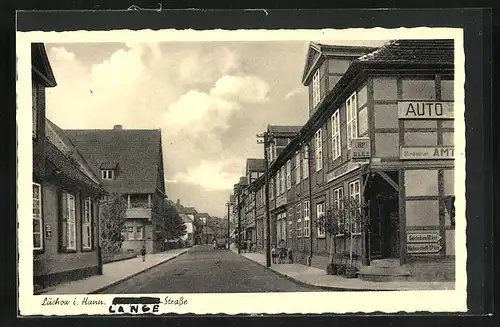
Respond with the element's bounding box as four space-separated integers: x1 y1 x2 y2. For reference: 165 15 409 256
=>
17 27 466 315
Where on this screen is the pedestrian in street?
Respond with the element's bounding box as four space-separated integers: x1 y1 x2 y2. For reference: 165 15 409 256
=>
141 245 146 262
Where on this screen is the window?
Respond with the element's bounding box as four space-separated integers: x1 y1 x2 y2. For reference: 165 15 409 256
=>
101 169 115 180
348 180 361 234
312 69 321 108
346 92 358 150
276 171 281 195
331 110 341 160
61 192 76 250
315 129 323 171
127 226 134 240
82 197 93 250
288 220 293 239
33 183 43 250
296 204 302 238
32 81 38 138
316 202 325 238
302 145 309 179
303 200 310 237
333 187 344 233
286 160 291 190
295 152 301 184
280 167 285 194
136 226 144 240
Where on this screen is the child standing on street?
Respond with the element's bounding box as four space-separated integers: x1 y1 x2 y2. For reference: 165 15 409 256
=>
141 245 146 262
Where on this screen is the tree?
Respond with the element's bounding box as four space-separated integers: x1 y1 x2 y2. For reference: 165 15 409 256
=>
163 201 187 240
100 193 127 255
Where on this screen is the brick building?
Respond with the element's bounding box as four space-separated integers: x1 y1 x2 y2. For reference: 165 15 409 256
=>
32 43 106 291
244 40 456 282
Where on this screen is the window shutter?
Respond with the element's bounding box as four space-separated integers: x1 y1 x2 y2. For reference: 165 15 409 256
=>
58 191 68 251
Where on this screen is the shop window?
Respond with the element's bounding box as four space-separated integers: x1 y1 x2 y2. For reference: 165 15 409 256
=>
441 79 454 101
127 226 134 240
405 200 439 227
136 226 144 240
404 132 438 146
405 170 439 197
402 79 436 100
443 169 455 196
333 187 344 234
374 104 398 129
375 133 399 157
357 84 368 107
442 132 454 146
358 107 368 136
33 183 43 250
404 120 437 129
373 77 398 100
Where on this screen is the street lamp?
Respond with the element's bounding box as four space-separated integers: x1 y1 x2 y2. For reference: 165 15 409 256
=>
257 131 273 267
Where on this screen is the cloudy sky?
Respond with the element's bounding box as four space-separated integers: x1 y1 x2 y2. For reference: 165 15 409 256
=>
45 39 386 217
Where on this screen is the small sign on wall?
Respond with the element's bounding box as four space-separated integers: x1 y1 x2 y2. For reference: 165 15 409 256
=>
407 232 441 243
351 138 371 159
400 146 455 160
407 243 442 254
398 101 454 119
45 224 52 240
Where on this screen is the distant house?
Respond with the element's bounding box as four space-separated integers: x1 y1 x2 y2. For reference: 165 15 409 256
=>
32 43 106 291
64 125 168 255
174 199 201 246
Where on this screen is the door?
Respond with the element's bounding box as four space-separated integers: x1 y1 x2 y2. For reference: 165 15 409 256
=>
369 201 384 259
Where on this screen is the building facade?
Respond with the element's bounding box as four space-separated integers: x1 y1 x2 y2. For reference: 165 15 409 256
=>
65 125 169 255
239 40 455 282
32 43 106 291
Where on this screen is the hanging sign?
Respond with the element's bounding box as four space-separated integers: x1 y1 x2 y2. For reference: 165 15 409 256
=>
400 146 455 160
398 101 454 119
407 243 442 254
351 138 371 159
407 232 441 243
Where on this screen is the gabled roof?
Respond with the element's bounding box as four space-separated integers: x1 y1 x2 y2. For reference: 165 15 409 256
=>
32 43 57 87
357 39 454 64
183 207 198 215
246 158 266 174
180 213 193 224
46 119 102 186
64 127 164 194
267 125 302 137
301 42 379 86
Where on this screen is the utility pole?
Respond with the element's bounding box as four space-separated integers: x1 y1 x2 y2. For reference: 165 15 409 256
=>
257 131 273 267
237 190 242 254
226 201 231 249
306 141 314 266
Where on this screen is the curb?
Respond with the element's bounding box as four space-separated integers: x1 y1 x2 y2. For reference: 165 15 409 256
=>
236 253 390 292
88 249 189 294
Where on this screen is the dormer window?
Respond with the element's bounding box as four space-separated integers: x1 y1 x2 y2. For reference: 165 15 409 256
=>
101 169 114 180
312 69 321 108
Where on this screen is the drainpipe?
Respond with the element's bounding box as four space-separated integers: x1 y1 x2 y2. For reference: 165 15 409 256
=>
307 142 314 266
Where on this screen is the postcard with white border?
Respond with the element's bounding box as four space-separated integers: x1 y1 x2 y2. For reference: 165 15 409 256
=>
17 26 467 315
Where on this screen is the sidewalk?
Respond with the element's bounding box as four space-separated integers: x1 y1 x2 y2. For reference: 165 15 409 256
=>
231 248 454 291
41 248 189 295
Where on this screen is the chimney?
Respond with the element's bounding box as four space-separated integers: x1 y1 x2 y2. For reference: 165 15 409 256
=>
113 125 123 130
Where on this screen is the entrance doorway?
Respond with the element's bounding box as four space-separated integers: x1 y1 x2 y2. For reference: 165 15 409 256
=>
366 171 400 260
